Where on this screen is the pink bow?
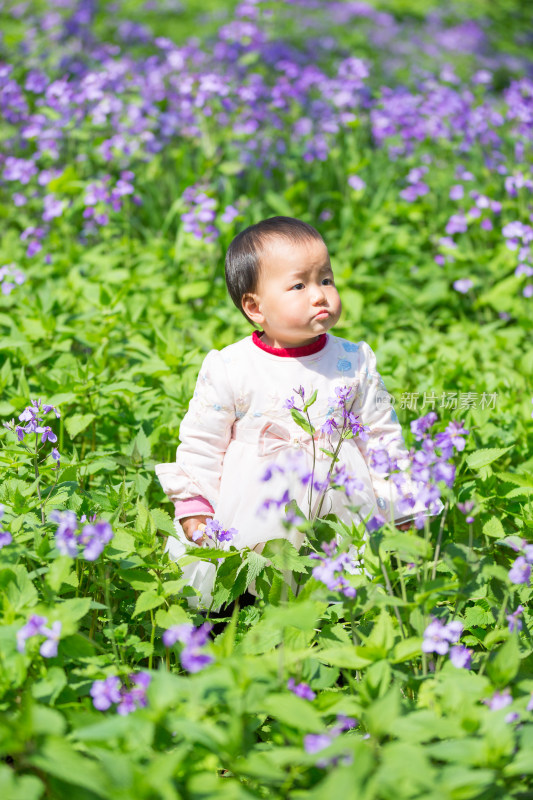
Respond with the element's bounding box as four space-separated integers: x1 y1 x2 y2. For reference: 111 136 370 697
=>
257 421 329 460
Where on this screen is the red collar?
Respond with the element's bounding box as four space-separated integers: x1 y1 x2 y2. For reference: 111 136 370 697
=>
252 330 328 357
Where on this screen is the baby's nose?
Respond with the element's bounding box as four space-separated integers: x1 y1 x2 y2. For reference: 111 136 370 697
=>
311 285 327 303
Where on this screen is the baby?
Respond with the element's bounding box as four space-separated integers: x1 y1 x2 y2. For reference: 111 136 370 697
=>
156 216 430 606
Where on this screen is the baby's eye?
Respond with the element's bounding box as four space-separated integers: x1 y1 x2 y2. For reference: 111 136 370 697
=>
322 278 334 285
291 283 304 290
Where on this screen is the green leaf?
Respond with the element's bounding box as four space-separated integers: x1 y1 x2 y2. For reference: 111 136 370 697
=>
317 646 373 669
290 409 314 435
132 426 151 459
487 633 521 686
65 413 95 439
363 609 396 655
466 448 511 470
265 190 294 216
27 737 109 797
218 161 244 176
303 389 318 411
155 605 190 629
390 636 422 663
482 517 506 538
261 692 323 732
0 765 44 800
149 507 176 535
261 538 308 573
178 280 211 301
133 590 165 617
364 685 401 738
46 556 77 593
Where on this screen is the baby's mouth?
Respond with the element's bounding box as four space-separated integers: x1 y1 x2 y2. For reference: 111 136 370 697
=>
313 309 330 319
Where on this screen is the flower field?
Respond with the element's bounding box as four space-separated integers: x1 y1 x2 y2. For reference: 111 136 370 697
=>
1 0 533 797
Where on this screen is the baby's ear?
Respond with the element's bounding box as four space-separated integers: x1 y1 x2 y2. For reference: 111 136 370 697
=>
241 293 264 325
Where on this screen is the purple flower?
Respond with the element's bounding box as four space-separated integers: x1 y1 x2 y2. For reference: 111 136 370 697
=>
310 540 357 598
78 521 114 561
332 715 358 733
446 214 468 235
283 396 298 410
505 711 520 724
506 605 524 633
217 526 237 542
434 420 469 457
449 645 472 669
527 693 533 712
16 615 47 653
321 417 337 435
449 185 464 200
304 733 331 754
181 648 214 673
422 619 451 655
91 672 150 715
410 412 437 441
486 689 512 711
422 618 463 655
163 622 213 673
332 465 364 497
453 278 473 294
287 678 316 701
117 672 151 714
0 531 12 549
90 676 122 711
348 175 365 191
457 500 475 524
50 510 79 557
509 556 530 585
39 621 62 658
221 204 239 224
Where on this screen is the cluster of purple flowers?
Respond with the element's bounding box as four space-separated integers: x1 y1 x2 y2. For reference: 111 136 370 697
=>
321 385 370 443
304 715 358 768
483 688 532 724
1 0 532 268
191 518 237 545
287 678 316 701
399 165 430 203
90 672 151 715
50 510 113 561
457 499 476 525
181 184 219 242
0 263 25 295
17 614 62 658
163 622 214 673
368 412 468 530
502 219 533 298
0 505 12 550
422 617 472 668
82 171 139 231
506 605 524 633
310 540 357 599
4 398 61 464
507 539 533 586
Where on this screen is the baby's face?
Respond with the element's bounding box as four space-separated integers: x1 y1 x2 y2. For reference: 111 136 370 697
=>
243 235 342 348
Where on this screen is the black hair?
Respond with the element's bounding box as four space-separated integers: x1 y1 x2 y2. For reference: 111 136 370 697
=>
224 216 325 325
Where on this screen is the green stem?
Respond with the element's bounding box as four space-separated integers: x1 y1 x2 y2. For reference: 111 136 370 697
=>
100 563 121 666
149 609 155 670
379 555 406 639
34 437 45 524
478 589 510 676
431 499 449 581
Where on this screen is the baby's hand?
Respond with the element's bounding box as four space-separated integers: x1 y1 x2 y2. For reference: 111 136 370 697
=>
396 521 414 531
181 516 210 545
